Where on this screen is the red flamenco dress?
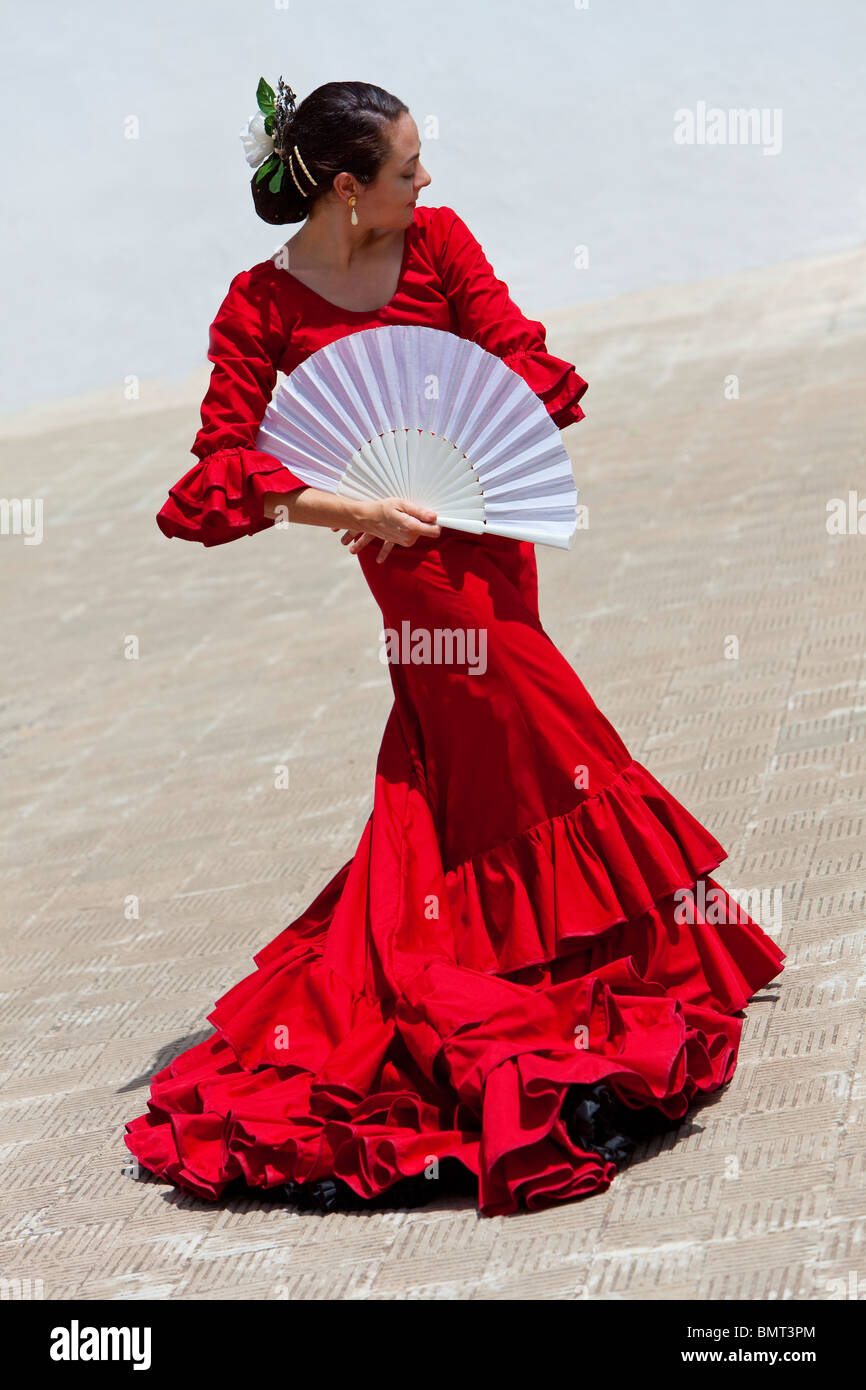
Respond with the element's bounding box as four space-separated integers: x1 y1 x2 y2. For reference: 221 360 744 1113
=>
125 204 785 1216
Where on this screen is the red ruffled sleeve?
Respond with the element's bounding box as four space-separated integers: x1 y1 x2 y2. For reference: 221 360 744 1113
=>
430 205 588 428
156 265 309 546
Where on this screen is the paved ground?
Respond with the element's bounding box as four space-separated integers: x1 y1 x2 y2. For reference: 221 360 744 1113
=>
1 246 864 1300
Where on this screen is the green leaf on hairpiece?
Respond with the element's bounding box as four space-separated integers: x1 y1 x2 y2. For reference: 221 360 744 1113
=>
264 112 274 136
256 77 275 116
268 160 285 194
255 154 277 185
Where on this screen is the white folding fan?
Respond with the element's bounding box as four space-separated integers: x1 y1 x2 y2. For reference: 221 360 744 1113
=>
254 324 579 548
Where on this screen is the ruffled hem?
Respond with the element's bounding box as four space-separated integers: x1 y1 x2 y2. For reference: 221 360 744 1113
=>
123 761 785 1215
503 347 588 429
124 912 783 1215
156 446 308 546
445 758 728 976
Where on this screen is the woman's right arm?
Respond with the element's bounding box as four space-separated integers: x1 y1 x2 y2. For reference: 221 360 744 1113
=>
157 262 439 556
156 264 310 547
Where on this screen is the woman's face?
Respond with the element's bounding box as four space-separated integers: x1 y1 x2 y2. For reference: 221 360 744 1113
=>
361 112 431 226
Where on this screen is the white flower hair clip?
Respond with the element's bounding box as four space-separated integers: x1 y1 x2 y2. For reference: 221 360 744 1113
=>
239 76 298 194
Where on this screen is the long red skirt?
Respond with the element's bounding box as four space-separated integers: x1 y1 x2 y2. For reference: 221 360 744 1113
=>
124 530 785 1216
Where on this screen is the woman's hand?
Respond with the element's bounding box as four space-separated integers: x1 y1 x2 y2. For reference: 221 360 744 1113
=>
330 498 441 563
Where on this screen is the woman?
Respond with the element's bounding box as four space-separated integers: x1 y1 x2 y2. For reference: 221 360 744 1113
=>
125 79 785 1217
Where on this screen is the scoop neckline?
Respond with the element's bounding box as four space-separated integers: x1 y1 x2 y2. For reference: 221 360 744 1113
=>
279 209 416 317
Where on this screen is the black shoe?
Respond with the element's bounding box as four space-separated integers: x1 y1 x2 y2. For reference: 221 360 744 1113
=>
282 1160 477 1214
282 1177 361 1212
561 1080 682 1166
562 1084 634 1164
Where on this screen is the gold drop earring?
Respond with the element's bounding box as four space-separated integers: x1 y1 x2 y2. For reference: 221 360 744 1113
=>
349 195 358 226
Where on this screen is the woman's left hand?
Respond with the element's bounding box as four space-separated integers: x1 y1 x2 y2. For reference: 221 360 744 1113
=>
329 499 440 563
332 525 379 555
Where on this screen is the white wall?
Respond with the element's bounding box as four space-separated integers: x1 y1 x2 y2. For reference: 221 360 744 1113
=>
1 0 863 411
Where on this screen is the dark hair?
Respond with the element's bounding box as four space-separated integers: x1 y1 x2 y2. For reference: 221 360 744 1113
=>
251 80 409 225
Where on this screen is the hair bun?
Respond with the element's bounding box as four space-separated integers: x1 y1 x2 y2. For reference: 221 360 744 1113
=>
250 79 409 226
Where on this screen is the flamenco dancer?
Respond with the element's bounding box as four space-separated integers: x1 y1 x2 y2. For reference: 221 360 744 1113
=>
125 78 785 1217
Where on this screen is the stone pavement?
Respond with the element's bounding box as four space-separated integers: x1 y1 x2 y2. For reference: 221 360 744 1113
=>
1 246 864 1300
